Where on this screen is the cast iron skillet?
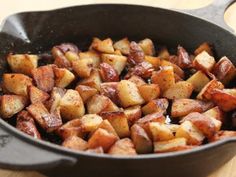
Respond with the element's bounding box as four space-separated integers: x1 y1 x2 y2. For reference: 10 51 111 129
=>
0 1 236 177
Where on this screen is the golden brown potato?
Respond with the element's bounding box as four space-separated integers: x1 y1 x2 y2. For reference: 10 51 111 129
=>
151 66 175 92
158 47 170 60
203 106 225 122
197 79 224 100
126 61 154 79
80 114 103 133
100 63 119 82
163 81 194 99
209 131 236 142
193 51 215 71
165 124 180 134
79 69 102 91
194 42 213 56
72 58 93 78
149 122 174 141
117 80 145 108
124 105 142 125
128 41 145 65
88 128 118 152
142 98 169 115
108 138 137 155
79 50 101 68
46 87 65 112
144 56 161 69
3 73 33 96
138 84 160 102
92 37 114 53
100 82 120 105
97 120 119 138
86 147 104 154
113 38 130 55
0 95 27 119
177 46 192 69
171 99 214 118
54 67 75 88
101 54 127 75
75 85 98 103
160 59 185 79
28 85 49 104
32 65 55 92
138 38 155 56
131 124 153 153
212 56 236 85
100 111 130 138
186 71 210 92
60 89 85 120
87 94 119 114
64 51 79 62
154 138 188 153
128 75 146 87
62 136 88 151
7 54 38 76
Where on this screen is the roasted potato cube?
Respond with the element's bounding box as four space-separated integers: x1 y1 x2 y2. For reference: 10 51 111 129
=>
166 124 180 133
79 69 102 91
194 42 213 56
124 105 142 125
100 82 120 105
88 128 118 152
138 38 155 56
79 50 101 68
126 61 154 79
158 47 170 59
87 94 119 114
62 136 88 151
177 46 192 69
138 84 160 102
0 95 27 118
176 121 205 145
72 58 93 78
97 119 119 138
54 67 75 88
160 60 185 79
64 51 79 62
171 99 214 118
80 114 103 133
186 71 210 92
197 80 224 100
7 54 38 75
154 138 188 153
75 85 97 103
203 106 225 122
128 41 145 65
108 138 137 155
113 38 130 55
101 54 127 74
32 65 55 92
100 63 119 82
92 37 114 53
117 80 145 108
151 66 175 92
27 102 62 132
212 56 236 85
28 85 49 104
128 75 146 87
131 124 153 153
86 147 104 154
16 110 41 139
163 81 194 99
60 89 85 120
193 51 215 71
149 122 174 141
142 98 169 115
144 56 161 68
46 87 65 112
3 73 33 96
209 131 236 142
100 111 130 138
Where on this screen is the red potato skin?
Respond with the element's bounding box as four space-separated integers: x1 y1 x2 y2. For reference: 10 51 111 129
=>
100 63 119 82
209 131 236 142
177 46 192 69
128 41 145 65
100 82 121 106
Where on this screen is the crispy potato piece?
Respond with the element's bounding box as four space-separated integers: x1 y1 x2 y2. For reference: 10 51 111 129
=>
113 38 130 55
160 60 185 79
92 38 114 53
54 67 75 88
163 81 194 99
127 61 154 79
131 124 153 153
138 84 160 102
108 138 137 155
72 58 93 78
3 73 33 96
88 128 118 152
128 41 145 65
27 102 62 132
197 79 224 100
100 82 120 105
75 85 97 103
0 95 27 119
194 42 213 56
186 71 210 92
86 147 104 154
97 120 119 138
32 65 55 92
79 50 101 68
16 111 41 139
144 56 161 68
149 122 174 141
209 131 236 142
100 63 119 82
60 89 85 120
212 56 236 85
176 121 205 145
138 38 155 56
87 94 119 114
100 111 130 138
62 136 88 151
154 138 187 153
28 85 49 104
124 105 142 125
128 75 146 87
46 87 65 112
142 98 169 115
171 99 214 118
158 47 170 60
166 124 180 133
211 89 236 112
7 54 38 76
79 69 102 91
193 51 215 71
151 66 175 92
117 80 145 108
203 106 225 122
101 54 127 75
177 46 192 69
64 51 80 62
80 114 103 133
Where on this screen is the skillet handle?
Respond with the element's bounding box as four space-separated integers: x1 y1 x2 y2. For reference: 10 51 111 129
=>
181 0 235 33
0 124 77 170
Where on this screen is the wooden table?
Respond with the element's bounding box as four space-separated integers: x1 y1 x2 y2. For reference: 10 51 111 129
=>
0 0 236 177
